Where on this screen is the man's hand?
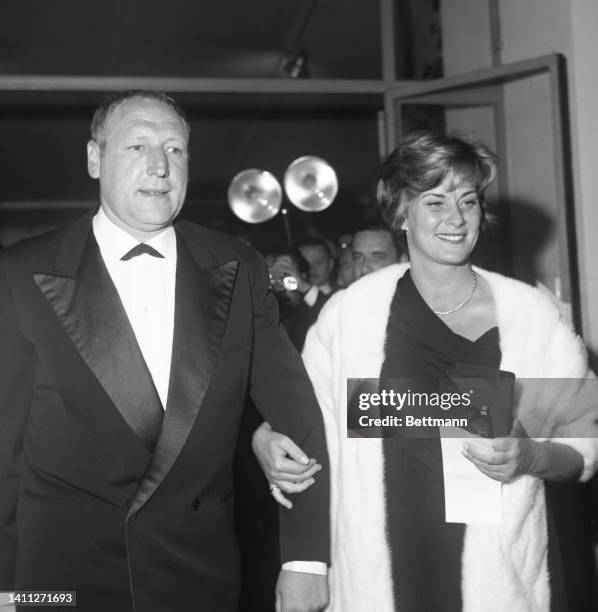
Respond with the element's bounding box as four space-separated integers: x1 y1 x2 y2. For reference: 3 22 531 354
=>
252 422 321 509
270 255 311 294
276 570 328 612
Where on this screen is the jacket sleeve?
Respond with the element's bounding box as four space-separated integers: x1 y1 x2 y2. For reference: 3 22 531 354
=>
0 268 36 589
505 283 598 482
246 251 330 565
302 294 340 483
301 293 343 568
544 318 598 482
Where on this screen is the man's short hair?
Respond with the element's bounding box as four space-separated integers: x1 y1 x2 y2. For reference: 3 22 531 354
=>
276 247 310 278
353 217 403 256
296 236 332 259
90 90 191 150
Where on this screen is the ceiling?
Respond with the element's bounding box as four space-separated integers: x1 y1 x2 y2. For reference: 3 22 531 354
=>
0 0 404 249
0 0 381 78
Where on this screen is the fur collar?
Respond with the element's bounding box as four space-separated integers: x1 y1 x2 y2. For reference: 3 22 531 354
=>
303 264 593 612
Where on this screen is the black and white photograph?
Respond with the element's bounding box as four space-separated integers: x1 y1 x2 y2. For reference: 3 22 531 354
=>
0 1 597 611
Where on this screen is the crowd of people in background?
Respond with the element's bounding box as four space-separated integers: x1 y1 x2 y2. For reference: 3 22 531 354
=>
235 215 409 610
262 217 408 351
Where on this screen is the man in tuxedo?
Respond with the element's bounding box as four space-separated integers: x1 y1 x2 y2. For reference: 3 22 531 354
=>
0 91 329 611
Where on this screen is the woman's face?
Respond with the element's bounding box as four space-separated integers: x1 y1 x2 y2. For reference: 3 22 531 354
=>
401 173 482 268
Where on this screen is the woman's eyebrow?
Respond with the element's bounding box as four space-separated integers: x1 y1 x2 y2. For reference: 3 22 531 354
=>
421 191 447 198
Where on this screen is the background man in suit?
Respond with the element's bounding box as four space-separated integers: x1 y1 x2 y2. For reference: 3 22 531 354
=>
268 239 335 353
0 90 329 612
297 238 335 299
252 219 406 508
351 218 403 280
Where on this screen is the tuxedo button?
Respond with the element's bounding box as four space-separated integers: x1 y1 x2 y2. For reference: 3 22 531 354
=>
191 497 201 512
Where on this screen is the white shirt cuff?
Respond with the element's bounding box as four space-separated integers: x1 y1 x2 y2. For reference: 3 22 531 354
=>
281 561 328 575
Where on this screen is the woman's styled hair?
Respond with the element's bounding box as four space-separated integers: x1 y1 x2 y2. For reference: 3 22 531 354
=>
377 131 498 231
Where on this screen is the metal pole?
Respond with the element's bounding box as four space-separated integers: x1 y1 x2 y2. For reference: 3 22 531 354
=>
281 208 293 246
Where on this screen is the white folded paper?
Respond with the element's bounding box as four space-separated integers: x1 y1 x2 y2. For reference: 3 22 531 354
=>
439 427 502 525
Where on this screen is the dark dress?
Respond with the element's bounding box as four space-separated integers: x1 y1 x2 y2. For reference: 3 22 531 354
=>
379 271 573 611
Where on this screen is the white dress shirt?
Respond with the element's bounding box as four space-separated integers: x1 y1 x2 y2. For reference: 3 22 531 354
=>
93 209 326 576
303 282 333 307
93 208 176 408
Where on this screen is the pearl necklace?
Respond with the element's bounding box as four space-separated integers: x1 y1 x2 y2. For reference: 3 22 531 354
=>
432 271 477 316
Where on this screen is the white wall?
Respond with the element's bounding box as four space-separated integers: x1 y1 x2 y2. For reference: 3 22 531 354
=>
502 73 561 290
567 1 598 361
441 0 492 74
440 0 598 359
499 0 598 357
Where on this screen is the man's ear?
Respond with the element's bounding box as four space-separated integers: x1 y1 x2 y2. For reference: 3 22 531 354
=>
401 218 409 232
87 140 101 179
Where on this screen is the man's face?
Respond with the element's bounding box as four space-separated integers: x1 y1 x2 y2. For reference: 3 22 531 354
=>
87 97 189 240
351 229 399 280
299 244 334 287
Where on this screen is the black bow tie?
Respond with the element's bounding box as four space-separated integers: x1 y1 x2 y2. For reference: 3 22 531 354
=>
120 243 165 261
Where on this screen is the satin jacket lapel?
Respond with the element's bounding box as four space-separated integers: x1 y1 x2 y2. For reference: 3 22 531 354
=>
34 228 164 452
128 233 238 517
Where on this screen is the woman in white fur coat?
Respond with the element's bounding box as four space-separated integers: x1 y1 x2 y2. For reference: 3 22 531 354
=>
254 132 598 611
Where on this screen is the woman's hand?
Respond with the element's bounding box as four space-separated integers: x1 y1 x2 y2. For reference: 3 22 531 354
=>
461 436 537 482
462 419 585 482
252 421 322 509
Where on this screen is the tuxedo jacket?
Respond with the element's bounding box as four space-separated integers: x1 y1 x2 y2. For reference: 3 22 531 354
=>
0 212 330 612
281 290 332 351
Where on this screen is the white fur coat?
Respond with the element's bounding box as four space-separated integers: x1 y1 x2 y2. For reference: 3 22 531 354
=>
302 263 597 612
